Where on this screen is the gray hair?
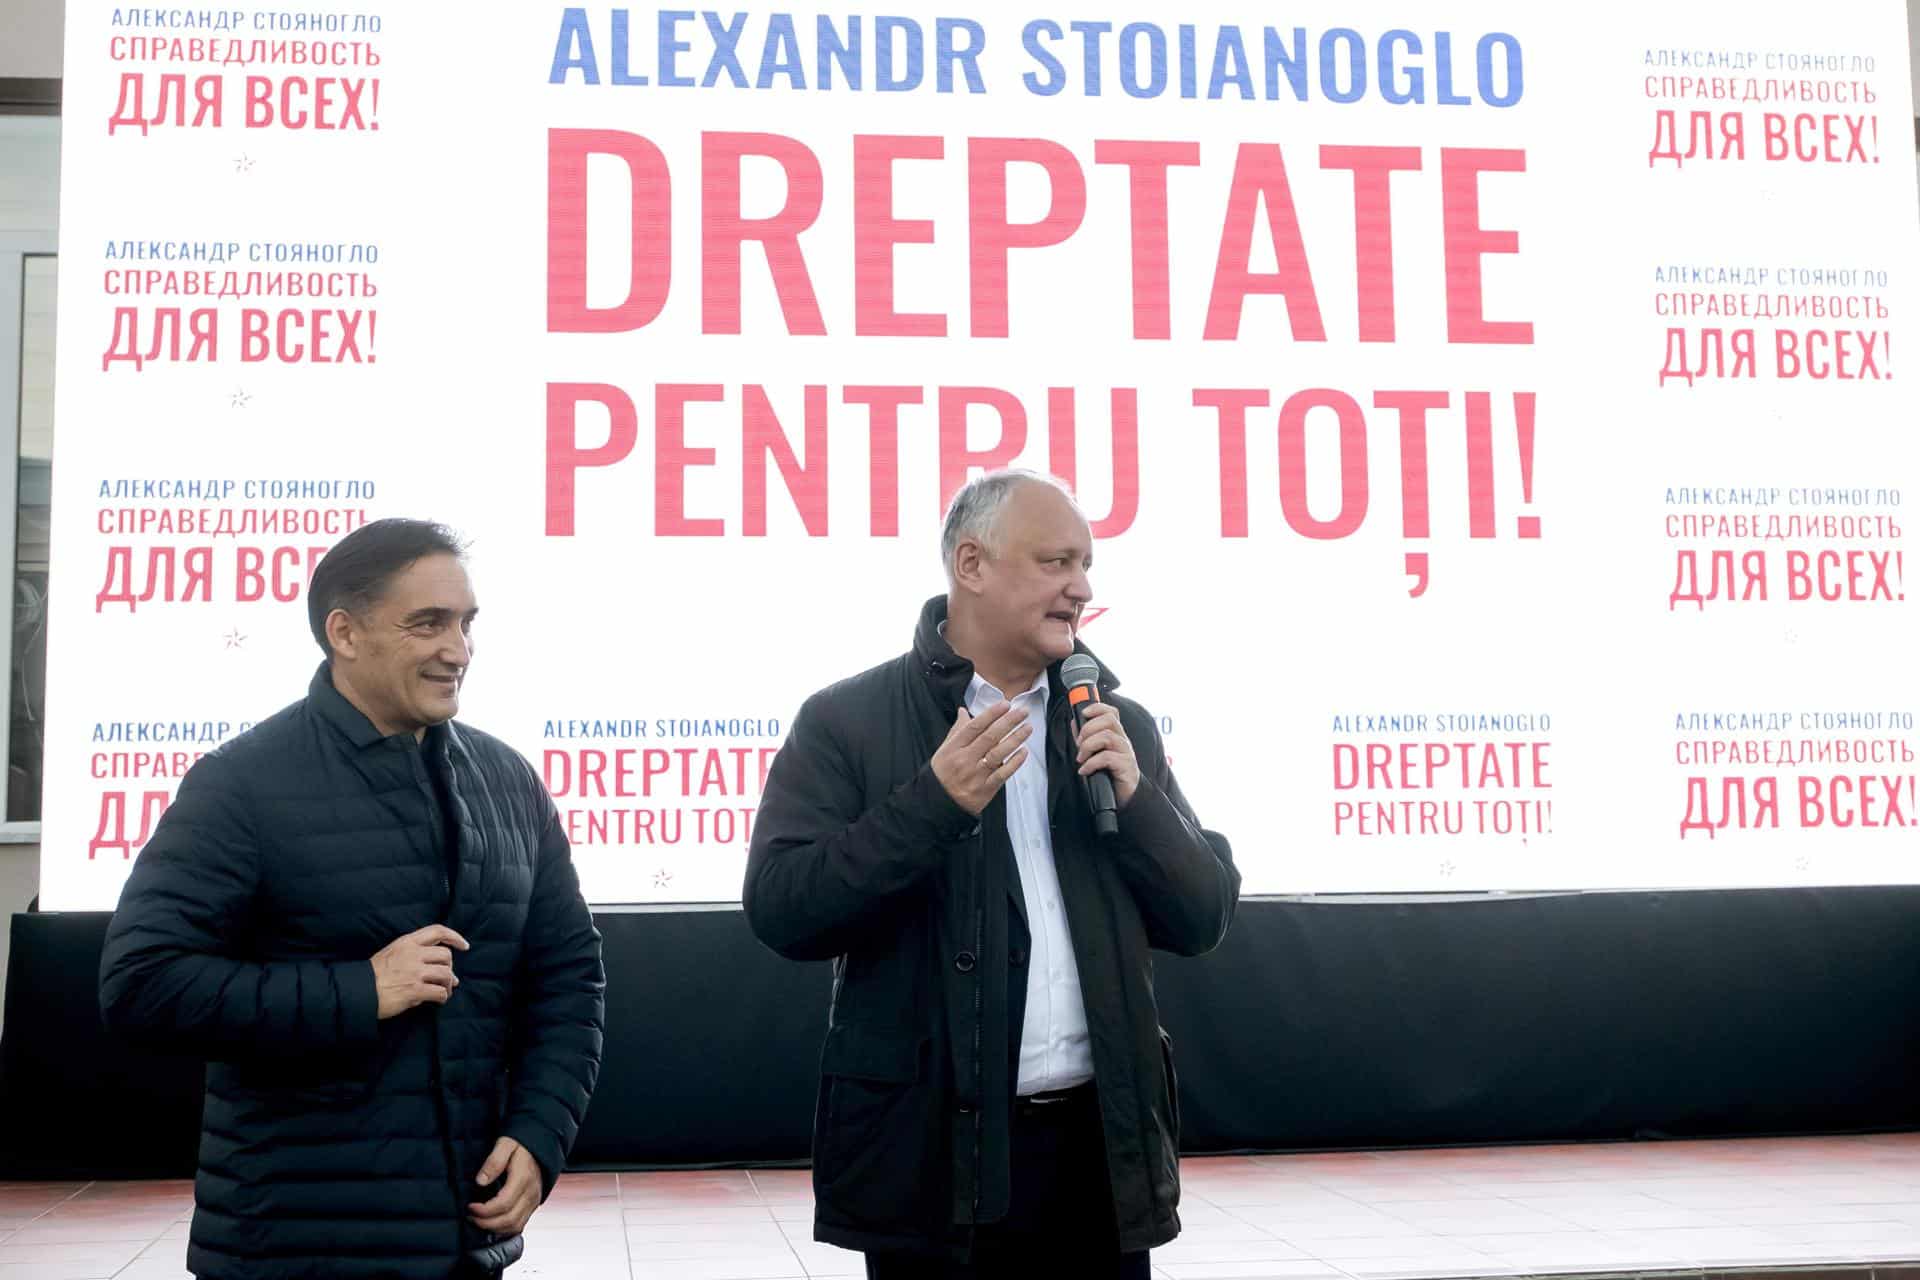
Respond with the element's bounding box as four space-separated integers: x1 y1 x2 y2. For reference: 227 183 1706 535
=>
939 469 1077 579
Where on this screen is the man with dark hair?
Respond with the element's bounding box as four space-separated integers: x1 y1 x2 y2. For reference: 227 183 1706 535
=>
745 470 1239 1277
100 517 605 1280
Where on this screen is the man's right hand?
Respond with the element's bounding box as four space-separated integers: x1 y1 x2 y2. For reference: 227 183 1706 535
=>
371 924 469 1020
932 702 1033 816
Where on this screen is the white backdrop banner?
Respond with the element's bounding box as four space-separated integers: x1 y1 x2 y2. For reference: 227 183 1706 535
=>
41 2 1920 907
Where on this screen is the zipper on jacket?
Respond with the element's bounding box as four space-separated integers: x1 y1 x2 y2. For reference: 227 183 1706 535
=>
966 826 984 1238
410 743 469 1255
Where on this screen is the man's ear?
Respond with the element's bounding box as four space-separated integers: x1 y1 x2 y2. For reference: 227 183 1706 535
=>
324 608 360 661
952 539 990 595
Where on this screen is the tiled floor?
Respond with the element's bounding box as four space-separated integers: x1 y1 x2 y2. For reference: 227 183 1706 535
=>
9 1133 1920 1278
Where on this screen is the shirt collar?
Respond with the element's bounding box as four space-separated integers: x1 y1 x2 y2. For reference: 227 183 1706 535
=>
938 621 1053 708
964 665 1049 710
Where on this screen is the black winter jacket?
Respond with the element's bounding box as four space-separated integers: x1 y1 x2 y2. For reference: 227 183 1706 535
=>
744 597 1239 1259
100 664 605 1280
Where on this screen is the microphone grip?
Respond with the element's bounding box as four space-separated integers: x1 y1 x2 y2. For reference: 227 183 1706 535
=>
1069 691 1121 838
1088 773 1119 836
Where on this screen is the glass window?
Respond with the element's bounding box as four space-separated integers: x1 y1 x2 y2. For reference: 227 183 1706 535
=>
10 254 52 821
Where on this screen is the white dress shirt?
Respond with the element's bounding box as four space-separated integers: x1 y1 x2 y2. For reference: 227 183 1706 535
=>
964 669 1095 1096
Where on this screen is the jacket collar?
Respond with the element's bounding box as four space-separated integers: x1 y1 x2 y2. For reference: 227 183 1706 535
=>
911 596 976 706
308 661 463 763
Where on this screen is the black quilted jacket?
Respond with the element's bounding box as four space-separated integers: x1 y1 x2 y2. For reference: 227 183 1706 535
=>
100 664 605 1279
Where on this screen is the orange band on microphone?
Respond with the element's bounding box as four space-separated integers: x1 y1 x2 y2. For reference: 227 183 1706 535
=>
1067 685 1094 706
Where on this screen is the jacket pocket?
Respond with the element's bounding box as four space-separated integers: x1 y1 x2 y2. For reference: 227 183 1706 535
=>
822 1021 922 1085
814 1022 936 1232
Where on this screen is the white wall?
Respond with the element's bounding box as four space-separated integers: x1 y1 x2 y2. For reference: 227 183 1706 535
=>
0 847 39 1018
1911 0 1920 113
0 0 62 81
1911 0 1920 199
0 118 60 230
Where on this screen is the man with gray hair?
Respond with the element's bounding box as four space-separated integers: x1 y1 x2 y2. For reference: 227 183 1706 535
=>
745 469 1240 1276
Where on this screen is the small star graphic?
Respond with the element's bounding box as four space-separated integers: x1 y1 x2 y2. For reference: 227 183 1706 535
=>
1438 860 1457 878
223 629 246 649
653 869 673 888
233 154 254 173
1794 855 1811 871
229 389 251 409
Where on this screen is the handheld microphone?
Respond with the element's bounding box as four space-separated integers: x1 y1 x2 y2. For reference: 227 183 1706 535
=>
1060 654 1119 837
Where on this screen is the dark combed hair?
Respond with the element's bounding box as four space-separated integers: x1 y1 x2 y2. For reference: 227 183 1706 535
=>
306 518 467 656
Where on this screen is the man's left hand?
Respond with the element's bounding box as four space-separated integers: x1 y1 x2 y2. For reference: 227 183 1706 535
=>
1073 702 1140 808
468 1136 542 1236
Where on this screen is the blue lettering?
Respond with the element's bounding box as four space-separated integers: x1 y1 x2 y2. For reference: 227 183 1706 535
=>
548 7 599 84
1208 26 1253 99
658 10 694 87
1380 30 1423 104
1022 20 1065 96
1119 22 1166 99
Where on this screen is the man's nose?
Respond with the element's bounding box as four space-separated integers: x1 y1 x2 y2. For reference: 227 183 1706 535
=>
443 629 472 667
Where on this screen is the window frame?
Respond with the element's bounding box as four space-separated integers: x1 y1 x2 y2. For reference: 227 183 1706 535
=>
0 232 55 842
